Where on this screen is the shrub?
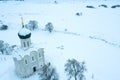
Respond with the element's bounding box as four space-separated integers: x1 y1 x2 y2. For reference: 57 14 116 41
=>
111 5 120 8
64 29 67 32
76 12 82 16
0 21 8 30
54 1 58 4
38 63 59 80
0 25 8 30
99 4 108 8
86 5 95 8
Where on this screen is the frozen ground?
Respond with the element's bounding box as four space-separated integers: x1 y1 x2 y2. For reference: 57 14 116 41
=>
0 0 120 80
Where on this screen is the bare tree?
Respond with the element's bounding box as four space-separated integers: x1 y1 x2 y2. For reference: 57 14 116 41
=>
65 59 87 80
38 63 59 80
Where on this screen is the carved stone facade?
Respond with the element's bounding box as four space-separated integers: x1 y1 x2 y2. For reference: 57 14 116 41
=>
20 38 31 48
13 28 45 77
13 48 45 77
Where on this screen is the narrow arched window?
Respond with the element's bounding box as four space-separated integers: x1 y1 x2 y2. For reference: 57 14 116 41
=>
32 56 34 61
39 53 41 57
25 60 27 64
24 42 26 47
27 41 29 47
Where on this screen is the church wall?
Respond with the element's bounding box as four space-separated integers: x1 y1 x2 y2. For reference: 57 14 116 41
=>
13 48 45 77
20 38 31 48
37 48 45 68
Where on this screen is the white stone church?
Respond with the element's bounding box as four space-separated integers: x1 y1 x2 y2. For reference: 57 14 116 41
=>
13 27 45 77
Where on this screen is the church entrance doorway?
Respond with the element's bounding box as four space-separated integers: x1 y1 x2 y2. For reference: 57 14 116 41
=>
33 67 36 72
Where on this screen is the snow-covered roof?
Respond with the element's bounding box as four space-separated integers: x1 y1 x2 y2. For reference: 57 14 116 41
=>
18 28 31 36
13 43 44 60
18 28 31 39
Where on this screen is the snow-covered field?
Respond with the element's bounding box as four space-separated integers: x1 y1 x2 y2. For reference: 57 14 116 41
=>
0 0 120 80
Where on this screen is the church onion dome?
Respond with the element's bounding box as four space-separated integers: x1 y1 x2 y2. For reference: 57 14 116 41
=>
18 28 31 39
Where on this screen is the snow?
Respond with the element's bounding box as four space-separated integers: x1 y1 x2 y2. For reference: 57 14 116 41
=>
18 28 31 36
13 43 44 60
0 0 120 80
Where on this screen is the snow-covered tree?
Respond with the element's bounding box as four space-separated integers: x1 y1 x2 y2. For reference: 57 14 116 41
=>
25 20 38 31
38 63 59 80
45 22 54 33
0 40 15 55
65 59 87 80
0 40 4 53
